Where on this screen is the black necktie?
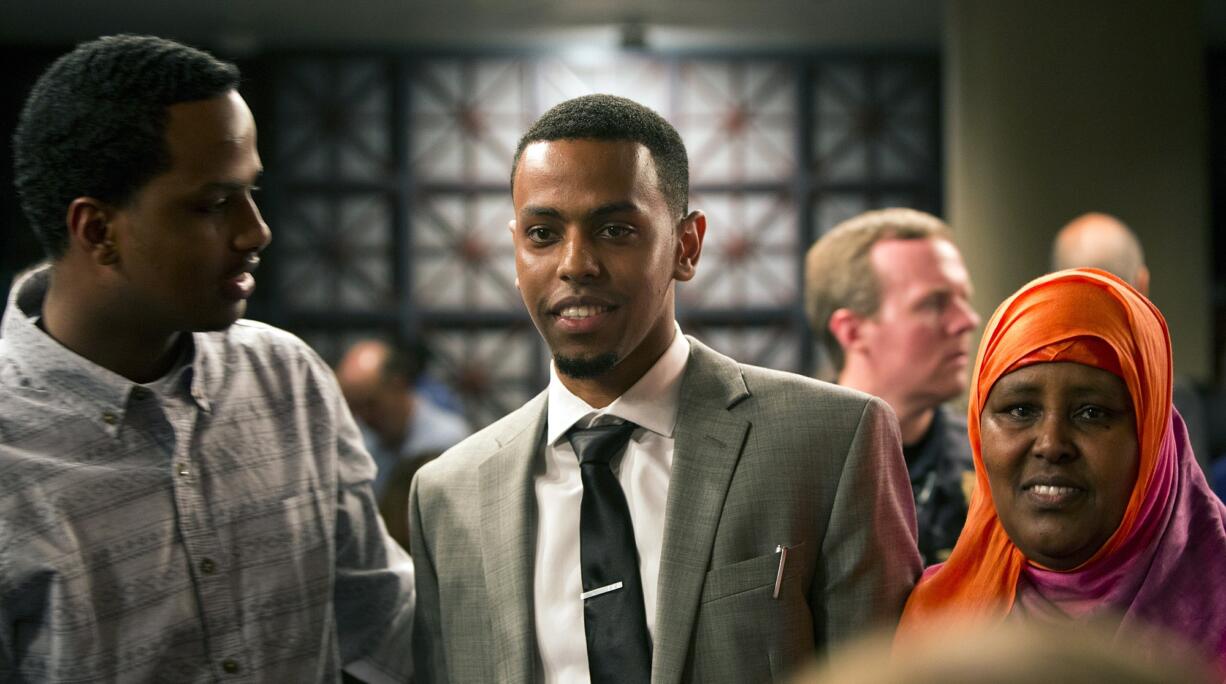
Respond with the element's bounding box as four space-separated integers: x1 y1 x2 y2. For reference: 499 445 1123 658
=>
566 421 652 684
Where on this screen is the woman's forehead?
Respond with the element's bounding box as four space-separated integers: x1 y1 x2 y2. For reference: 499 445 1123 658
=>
989 361 1131 401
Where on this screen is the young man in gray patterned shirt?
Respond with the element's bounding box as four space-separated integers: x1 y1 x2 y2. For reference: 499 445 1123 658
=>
1 35 414 682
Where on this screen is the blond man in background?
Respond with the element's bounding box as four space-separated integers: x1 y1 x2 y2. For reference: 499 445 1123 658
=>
805 208 980 565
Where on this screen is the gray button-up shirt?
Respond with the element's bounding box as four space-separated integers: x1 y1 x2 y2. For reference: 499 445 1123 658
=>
0 266 414 682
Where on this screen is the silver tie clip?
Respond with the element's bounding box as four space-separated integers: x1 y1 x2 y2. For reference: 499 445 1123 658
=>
581 581 624 600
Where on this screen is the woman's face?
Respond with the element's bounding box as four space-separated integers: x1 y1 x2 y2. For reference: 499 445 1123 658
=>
980 362 1139 570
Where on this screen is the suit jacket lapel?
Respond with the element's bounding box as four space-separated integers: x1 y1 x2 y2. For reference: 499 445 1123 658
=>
653 338 750 684
479 391 547 683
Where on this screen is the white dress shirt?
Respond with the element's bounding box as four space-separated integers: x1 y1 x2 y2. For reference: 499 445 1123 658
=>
534 326 691 683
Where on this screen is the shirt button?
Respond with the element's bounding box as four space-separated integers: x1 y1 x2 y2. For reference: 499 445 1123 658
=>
200 558 217 574
221 659 240 674
101 412 118 425
177 463 190 477
132 387 151 400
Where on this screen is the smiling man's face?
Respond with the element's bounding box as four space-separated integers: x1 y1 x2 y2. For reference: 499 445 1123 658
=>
511 138 700 388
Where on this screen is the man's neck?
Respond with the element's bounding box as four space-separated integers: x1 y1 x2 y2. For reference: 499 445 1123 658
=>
895 407 935 447
41 273 184 384
559 370 638 410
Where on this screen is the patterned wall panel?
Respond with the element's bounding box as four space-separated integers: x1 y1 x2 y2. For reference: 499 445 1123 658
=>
683 323 803 372
410 59 532 185
426 325 545 428
535 55 670 116
276 193 395 313
675 60 798 185
812 191 871 237
811 59 939 195
410 192 519 311
265 51 940 428
680 190 798 310
276 59 393 182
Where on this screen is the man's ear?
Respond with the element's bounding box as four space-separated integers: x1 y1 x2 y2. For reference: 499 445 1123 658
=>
66 197 118 265
827 307 864 352
674 210 706 282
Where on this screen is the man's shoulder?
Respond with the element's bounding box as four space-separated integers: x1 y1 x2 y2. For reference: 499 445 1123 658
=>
195 321 340 403
725 360 884 426
206 319 315 357
688 336 875 407
683 342 888 448
196 319 329 375
415 392 545 486
738 361 873 406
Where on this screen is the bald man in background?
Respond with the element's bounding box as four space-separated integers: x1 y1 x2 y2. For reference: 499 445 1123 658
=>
1052 212 1151 294
1052 212 1209 472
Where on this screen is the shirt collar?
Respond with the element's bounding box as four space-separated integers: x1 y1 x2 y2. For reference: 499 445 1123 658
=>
546 322 690 446
0 265 215 434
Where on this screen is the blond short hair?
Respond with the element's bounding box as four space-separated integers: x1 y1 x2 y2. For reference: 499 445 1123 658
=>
804 208 953 372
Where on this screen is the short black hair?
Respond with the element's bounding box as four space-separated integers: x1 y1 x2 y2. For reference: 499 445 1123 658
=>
511 94 689 218
12 34 240 258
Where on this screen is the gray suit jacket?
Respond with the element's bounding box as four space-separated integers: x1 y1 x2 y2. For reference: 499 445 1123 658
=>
409 337 921 683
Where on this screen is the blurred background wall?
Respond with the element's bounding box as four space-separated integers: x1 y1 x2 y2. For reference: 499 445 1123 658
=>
947 0 1214 379
1 0 1223 429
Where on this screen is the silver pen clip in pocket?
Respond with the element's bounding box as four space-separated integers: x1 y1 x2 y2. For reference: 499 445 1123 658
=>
772 544 790 600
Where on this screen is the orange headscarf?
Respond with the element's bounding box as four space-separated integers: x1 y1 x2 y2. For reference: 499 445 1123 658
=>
898 267 1172 630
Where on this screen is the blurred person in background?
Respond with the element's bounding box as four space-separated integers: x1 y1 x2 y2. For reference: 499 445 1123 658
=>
1051 213 1150 296
337 337 470 547
797 619 1218 684
1052 211 1212 476
336 338 470 499
805 208 981 565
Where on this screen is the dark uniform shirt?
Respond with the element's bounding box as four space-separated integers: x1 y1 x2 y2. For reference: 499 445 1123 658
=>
902 404 975 566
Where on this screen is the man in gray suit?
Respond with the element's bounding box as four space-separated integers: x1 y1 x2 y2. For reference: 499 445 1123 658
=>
409 94 922 683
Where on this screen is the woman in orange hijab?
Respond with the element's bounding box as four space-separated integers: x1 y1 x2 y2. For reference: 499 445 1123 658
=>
898 268 1226 669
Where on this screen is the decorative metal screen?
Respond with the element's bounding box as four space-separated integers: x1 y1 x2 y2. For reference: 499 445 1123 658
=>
262 52 940 428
